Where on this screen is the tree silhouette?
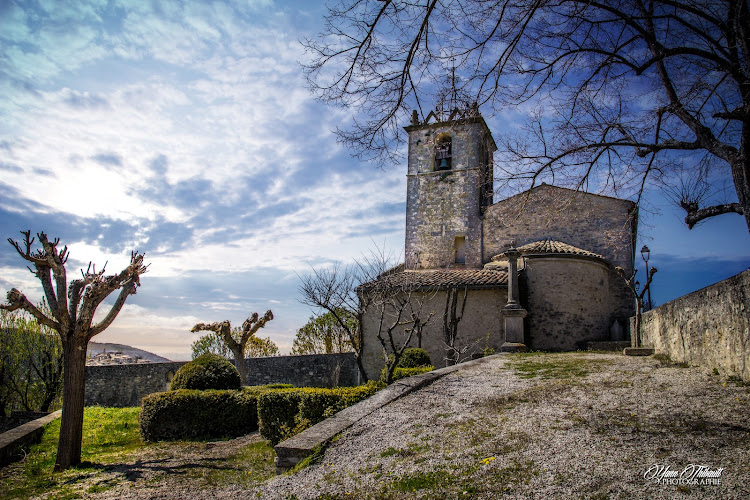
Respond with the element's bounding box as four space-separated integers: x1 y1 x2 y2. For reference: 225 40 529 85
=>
304 0 750 232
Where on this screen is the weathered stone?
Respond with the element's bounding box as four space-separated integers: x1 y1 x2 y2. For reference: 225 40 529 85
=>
637 269 750 381
0 410 62 467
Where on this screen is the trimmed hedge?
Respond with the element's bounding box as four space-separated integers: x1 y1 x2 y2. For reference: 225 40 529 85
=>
140 384 290 441
169 353 241 391
257 382 383 445
380 365 435 383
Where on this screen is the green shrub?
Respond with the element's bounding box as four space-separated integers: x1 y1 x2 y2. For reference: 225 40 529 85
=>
380 365 434 383
397 348 432 368
140 389 256 441
258 382 383 445
169 353 241 391
243 383 294 395
140 384 287 441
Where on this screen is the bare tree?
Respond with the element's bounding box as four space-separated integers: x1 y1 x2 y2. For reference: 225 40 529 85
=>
616 266 658 347
0 231 147 470
292 309 358 355
369 282 436 383
298 246 397 382
442 286 469 365
191 310 273 384
303 0 750 232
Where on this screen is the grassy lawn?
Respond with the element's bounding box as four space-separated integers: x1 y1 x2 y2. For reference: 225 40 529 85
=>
0 407 276 499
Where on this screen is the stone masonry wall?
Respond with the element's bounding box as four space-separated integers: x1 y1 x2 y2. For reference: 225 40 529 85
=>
361 288 506 380
484 184 636 270
84 353 359 407
405 117 495 269
484 184 637 322
521 257 615 350
638 269 750 381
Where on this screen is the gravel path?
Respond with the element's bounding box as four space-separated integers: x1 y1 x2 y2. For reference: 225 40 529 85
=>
94 352 750 499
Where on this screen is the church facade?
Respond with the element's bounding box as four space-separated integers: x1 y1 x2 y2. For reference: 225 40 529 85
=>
360 107 637 380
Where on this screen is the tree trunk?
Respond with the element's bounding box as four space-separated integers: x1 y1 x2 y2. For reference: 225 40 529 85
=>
354 351 369 383
55 337 88 471
229 345 246 385
634 298 643 349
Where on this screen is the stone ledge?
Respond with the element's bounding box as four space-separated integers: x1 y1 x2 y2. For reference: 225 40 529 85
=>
273 354 505 473
586 341 631 351
623 347 655 356
0 410 62 467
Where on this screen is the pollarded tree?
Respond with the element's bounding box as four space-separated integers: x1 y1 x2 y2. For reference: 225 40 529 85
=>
0 231 147 470
191 310 274 384
191 330 280 359
304 0 750 232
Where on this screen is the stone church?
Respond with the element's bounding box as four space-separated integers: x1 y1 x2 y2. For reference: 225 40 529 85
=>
360 105 637 379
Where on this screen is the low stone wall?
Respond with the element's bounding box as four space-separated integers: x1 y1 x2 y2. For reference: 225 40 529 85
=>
85 353 359 407
637 269 749 381
0 410 62 467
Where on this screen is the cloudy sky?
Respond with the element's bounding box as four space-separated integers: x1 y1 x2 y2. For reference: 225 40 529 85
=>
2 0 748 360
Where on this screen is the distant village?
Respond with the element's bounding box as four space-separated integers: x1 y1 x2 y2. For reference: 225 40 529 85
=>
86 349 152 366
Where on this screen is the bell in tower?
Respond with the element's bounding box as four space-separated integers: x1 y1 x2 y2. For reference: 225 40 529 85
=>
434 132 452 170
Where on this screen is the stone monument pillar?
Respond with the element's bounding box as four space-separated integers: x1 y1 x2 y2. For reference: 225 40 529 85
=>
501 245 528 352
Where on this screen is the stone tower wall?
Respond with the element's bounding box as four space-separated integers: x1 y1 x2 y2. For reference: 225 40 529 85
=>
405 118 495 269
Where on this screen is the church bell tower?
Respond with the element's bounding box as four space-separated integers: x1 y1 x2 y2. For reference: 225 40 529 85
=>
404 104 496 269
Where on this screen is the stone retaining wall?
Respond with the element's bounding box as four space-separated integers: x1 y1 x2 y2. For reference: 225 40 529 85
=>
637 269 749 381
85 353 359 407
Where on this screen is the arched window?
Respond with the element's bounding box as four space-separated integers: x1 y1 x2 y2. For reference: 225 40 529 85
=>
434 133 452 170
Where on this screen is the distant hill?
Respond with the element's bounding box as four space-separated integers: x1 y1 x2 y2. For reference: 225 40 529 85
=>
87 342 172 363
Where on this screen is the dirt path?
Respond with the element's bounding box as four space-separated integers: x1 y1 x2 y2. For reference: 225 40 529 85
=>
88 352 749 499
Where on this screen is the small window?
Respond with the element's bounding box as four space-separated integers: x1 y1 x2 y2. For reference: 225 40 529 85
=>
435 133 452 170
454 236 466 264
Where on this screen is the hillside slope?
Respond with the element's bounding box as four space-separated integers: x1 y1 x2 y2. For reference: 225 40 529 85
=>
87 342 171 363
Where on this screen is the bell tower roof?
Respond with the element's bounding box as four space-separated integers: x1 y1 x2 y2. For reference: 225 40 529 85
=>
404 103 497 151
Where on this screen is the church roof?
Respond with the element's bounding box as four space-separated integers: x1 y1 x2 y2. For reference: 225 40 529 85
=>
360 268 508 292
493 239 605 261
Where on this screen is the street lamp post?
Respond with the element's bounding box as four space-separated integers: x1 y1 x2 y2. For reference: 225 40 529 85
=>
641 245 652 310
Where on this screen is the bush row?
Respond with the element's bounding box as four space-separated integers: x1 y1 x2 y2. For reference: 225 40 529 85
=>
381 365 435 383
139 384 291 441
257 382 383 445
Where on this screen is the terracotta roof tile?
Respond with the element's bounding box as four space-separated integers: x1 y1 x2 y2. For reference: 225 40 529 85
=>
361 268 508 291
490 239 605 261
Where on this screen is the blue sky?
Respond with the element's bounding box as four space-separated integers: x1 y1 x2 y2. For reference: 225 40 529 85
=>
2 0 748 360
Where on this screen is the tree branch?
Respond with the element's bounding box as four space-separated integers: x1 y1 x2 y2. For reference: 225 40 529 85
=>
681 201 744 228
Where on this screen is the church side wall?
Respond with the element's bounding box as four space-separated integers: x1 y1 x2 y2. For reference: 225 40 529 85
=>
84 353 358 407
361 288 507 380
483 185 636 271
637 270 750 381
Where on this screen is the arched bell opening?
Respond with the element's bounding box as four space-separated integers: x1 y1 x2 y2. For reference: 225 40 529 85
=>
434 132 452 170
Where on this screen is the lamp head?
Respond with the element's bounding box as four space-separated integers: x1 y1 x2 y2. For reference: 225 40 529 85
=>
641 245 650 261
